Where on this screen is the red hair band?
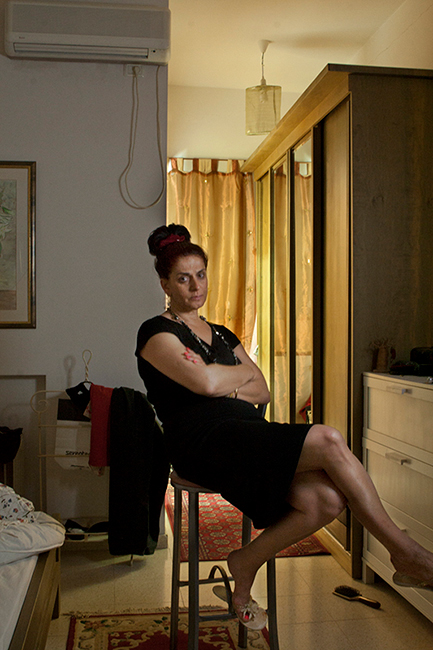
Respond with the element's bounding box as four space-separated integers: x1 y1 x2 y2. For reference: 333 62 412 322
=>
159 234 185 248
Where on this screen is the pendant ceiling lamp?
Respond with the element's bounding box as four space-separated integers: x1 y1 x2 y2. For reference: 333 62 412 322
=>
245 40 282 135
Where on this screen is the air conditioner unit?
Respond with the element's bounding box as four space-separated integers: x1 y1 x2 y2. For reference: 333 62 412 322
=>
4 0 171 64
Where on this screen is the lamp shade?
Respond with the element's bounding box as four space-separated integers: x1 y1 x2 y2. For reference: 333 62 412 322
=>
245 80 281 135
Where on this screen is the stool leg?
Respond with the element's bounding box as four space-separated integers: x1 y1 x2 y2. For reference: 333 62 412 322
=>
188 491 200 650
170 487 182 650
237 515 252 649
266 557 279 650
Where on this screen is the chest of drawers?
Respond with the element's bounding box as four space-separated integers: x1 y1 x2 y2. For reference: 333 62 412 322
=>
362 372 433 621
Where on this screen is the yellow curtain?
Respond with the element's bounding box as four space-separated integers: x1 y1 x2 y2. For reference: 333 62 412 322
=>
167 158 256 352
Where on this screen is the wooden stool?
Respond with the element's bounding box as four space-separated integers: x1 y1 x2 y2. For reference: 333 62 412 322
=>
169 470 279 650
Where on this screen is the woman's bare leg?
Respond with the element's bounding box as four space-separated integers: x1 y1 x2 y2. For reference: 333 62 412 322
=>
228 424 433 609
299 425 433 579
228 468 346 608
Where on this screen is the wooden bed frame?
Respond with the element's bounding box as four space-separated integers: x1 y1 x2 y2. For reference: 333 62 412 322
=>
8 547 61 650
1 462 62 650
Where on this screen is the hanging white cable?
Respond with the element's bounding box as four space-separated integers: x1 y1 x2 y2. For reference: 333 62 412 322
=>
119 65 166 210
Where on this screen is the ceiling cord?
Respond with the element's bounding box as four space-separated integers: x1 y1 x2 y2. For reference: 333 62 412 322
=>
119 64 165 210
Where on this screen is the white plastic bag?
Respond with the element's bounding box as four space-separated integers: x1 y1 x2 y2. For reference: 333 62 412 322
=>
54 399 90 470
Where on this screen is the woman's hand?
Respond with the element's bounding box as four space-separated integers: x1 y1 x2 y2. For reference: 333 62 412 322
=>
183 347 206 366
233 344 270 405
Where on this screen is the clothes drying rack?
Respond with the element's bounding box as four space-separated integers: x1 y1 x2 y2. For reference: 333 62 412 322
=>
30 350 112 547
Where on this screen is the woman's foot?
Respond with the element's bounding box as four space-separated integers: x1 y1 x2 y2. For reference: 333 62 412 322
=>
392 572 433 590
212 585 268 630
233 597 268 630
226 547 268 629
227 547 257 605
390 539 433 584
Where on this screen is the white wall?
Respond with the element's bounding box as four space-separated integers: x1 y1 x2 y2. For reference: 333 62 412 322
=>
351 0 433 68
0 60 167 390
168 85 299 160
0 1 168 517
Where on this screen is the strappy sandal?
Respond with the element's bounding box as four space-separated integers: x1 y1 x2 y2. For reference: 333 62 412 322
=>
393 572 433 591
212 584 268 630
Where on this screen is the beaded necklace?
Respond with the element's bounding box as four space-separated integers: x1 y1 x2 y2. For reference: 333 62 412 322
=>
167 307 239 365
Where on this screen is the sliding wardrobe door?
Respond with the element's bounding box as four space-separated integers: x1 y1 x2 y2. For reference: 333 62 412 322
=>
256 133 321 425
271 157 290 423
322 99 350 444
256 159 290 423
256 142 320 425
321 98 350 551
256 172 272 408
291 137 314 424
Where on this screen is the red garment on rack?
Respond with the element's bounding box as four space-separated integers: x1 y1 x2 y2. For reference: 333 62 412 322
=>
89 384 113 467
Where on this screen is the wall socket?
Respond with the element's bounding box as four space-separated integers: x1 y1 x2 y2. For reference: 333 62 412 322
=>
123 64 145 77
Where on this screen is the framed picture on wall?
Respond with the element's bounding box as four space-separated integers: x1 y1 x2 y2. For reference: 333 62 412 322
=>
0 161 36 328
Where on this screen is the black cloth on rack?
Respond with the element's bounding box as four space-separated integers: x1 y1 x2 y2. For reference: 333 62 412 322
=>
108 387 170 556
65 382 91 415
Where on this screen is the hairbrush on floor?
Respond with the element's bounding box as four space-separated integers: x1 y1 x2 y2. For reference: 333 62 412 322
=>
333 585 381 608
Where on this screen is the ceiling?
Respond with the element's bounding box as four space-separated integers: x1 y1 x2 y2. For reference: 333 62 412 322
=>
167 0 405 94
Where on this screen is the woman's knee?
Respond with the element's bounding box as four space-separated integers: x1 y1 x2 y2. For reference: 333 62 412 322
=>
304 424 349 468
312 424 345 446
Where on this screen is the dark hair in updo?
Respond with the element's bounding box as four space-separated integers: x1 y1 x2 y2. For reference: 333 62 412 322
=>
147 223 208 279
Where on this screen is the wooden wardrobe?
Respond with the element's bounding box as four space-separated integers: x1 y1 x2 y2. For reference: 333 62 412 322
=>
242 63 433 577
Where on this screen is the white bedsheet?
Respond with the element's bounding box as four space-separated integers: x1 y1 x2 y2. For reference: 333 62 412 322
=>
0 511 65 566
0 555 37 650
0 497 65 650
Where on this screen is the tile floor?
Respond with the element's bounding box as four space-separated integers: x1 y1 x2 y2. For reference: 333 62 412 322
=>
46 514 433 650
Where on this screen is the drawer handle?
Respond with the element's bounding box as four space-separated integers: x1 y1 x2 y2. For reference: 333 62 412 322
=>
385 452 411 465
385 386 412 395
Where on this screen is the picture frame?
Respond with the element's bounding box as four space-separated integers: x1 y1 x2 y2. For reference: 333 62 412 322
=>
0 162 36 328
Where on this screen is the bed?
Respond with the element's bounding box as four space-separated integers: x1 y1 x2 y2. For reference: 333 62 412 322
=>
0 485 65 650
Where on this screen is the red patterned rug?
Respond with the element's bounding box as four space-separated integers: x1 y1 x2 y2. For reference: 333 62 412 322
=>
165 485 329 561
66 611 270 650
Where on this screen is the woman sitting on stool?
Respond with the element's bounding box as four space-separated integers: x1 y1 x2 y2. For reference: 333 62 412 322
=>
135 223 433 630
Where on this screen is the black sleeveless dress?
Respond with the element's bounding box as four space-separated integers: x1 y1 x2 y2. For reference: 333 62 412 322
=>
135 315 312 529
